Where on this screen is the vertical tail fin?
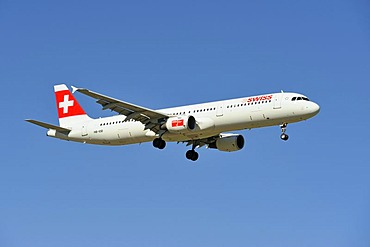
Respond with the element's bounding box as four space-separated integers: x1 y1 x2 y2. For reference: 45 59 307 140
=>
54 84 91 127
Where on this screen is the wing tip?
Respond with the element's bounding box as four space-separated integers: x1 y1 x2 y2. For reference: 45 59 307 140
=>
25 119 35 123
71 86 78 94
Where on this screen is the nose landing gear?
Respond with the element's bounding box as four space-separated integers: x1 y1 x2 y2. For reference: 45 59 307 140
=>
280 123 289 141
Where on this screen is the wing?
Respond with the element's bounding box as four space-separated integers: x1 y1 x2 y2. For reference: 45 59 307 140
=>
72 86 169 133
184 135 219 149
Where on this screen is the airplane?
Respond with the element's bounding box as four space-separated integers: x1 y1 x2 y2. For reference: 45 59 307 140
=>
26 84 320 161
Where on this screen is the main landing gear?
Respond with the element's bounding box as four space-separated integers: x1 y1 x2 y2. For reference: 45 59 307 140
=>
186 149 199 162
280 123 289 141
153 137 199 161
185 141 199 161
153 138 166 149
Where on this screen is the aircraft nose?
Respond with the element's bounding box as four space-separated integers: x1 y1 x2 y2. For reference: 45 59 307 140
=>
311 102 320 115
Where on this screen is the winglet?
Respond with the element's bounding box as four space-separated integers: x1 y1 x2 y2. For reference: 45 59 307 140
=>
71 86 78 94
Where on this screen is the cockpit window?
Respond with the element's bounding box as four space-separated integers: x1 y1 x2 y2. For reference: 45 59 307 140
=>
292 96 310 101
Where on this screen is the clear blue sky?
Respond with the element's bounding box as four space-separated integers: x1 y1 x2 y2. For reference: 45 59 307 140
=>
1 0 369 246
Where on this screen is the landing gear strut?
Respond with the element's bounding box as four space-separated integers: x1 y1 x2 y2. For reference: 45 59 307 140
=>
153 138 166 149
186 143 199 161
280 123 289 141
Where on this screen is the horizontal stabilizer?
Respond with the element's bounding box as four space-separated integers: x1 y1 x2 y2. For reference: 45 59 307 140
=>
25 119 71 133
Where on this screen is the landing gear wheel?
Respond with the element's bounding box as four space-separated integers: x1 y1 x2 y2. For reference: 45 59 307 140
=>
186 150 199 161
280 133 289 141
153 138 166 149
158 140 166 149
153 138 160 148
280 123 289 141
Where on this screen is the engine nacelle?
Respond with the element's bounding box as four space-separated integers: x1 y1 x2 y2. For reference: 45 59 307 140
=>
194 117 215 131
209 134 245 152
164 116 196 133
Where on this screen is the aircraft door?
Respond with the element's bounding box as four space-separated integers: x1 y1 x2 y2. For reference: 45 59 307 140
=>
118 128 132 142
81 125 88 136
216 105 224 117
273 93 283 109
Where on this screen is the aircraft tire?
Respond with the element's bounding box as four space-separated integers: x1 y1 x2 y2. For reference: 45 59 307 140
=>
186 150 199 161
153 138 161 148
158 140 166 149
280 133 289 141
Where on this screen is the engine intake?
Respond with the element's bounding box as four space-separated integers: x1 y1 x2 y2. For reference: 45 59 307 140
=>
163 116 196 133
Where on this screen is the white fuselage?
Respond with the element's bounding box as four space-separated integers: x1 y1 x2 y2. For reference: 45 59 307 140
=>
50 92 320 145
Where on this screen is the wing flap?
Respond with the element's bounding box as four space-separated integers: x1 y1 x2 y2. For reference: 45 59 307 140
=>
184 135 220 149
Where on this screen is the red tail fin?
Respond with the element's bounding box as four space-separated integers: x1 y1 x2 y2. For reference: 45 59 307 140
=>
54 84 91 127
54 84 86 118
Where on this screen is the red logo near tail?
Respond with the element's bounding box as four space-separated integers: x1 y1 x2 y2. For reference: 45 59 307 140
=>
55 90 86 118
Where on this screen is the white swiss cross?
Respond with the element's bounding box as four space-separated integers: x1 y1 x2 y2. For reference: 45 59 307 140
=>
59 94 74 114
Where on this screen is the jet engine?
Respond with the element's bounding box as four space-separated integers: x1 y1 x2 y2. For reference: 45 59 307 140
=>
209 134 245 152
163 116 196 133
